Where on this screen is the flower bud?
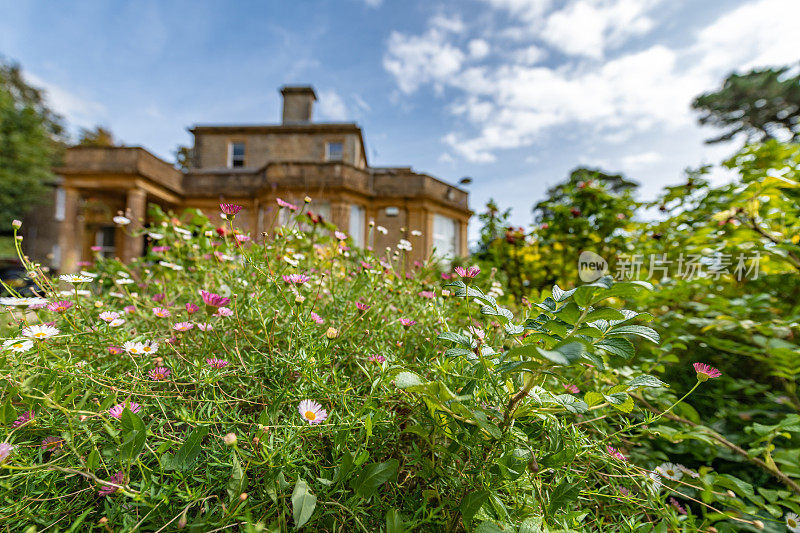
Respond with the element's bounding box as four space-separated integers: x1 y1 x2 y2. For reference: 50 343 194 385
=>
325 327 339 340
12 219 21 229
223 432 237 446
239 492 248 501
304 196 312 203
753 520 764 530
295 295 306 304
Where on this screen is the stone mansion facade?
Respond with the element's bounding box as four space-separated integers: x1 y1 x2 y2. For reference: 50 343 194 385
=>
24 86 471 272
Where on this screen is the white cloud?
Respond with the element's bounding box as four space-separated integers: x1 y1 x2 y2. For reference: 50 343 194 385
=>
620 151 663 170
429 13 466 34
468 39 490 60
363 0 382 7
540 0 662 59
480 0 553 22
384 0 800 164
316 90 348 121
384 26 466 94
24 71 106 128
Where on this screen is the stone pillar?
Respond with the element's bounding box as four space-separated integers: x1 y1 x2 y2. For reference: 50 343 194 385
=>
121 188 146 263
459 219 469 257
330 200 350 232
57 187 81 273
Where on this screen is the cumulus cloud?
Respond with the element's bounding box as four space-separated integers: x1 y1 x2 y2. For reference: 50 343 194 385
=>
621 151 663 170
383 0 800 163
316 90 349 121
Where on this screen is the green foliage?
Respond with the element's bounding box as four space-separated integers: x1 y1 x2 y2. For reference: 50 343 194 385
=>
692 66 800 144
0 59 64 229
76 125 117 147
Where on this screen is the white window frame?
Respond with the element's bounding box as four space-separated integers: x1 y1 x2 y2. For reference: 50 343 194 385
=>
325 141 344 161
432 214 459 261
228 141 246 168
54 188 66 221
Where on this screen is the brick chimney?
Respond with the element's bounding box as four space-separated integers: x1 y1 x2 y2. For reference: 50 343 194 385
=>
280 86 316 124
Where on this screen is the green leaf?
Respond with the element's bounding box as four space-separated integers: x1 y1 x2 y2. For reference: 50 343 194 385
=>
350 459 399 499
444 347 475 359
460 490 491 527
227 451 247 502
555 302 581 325
86 449 100 469
386 508 405 533
552 284 577 302
593 338 635 359
626 374 667 391
438 332 473 348
119 408 147 461
536 341 586 366
584 307 626 322
606 325 660 344
547 480 581 515
164 425 208 472
395 372 424 389
476 521 511 533
291 478 317 529
0 399 15 425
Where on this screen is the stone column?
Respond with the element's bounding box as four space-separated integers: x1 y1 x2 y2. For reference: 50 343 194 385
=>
330 200 350 233
121 188 146 263
57 187 81 273
459 219 469 257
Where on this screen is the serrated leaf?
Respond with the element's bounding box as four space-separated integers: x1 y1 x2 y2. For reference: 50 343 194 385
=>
606 325 660 344
584 391 604 407
626 374 667 391
594 338 635 359
552 284 577 302
438 332 472 347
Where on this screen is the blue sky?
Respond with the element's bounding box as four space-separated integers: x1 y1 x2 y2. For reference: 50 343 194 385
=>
1 0 798 241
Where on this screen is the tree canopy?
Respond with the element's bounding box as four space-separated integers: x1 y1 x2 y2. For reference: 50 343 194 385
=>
692 66 800 144
0 59 65 230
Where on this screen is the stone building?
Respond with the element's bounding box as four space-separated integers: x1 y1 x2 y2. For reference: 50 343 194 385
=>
27 86 471 272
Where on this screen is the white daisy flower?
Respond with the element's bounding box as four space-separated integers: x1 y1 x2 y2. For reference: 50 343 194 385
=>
147 232 164 240
411 230 423 236
115 278 135 285
123 341 141 355
113 215 131 225
787 513 800 533
60 274 93 284
376 225 388 235
174 227 192 236
656 462 684 482
21 324 60 340
648 471 662 493
139 341 158 355
79 271 99 278
678 465 700 479
109 318 126 327
57 289 90 297
3 338 34 353
298 400 328 424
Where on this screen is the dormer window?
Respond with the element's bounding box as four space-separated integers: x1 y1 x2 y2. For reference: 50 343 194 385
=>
229 142 245 168
325 142 343 161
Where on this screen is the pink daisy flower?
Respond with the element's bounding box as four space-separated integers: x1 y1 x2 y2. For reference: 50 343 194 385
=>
99 311 120 322
693 362 722 381
153 307 171 318
206 358 229 369
200 290 230 308
368 354 386 364
173 322 194 332
40 436 64 454
148 367 171 381
334 231 347 240
98 470 124 496
399 318 417 328
12 410 34 428
108 346 122 355
418 290 435 299
356 302 371 312
454 265 481 279
186 303 199 314
47 301 73 313
276 198 298 211
214 307 233 317
123 305 136 314
0 443 13 463
606 446 627 461
152 293 165 303
220 203 243 216
564 384 580 394
283 274 310 285
152 245 170 253
669 497 687 515
196 322 213 331
108 401 141 419
310 312 324 324
298 399 328 424
235 234 250 243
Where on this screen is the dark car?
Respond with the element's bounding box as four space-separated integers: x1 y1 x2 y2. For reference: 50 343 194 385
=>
0 260 37 296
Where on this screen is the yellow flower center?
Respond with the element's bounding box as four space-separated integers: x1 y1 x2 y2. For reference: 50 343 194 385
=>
791 519 797 527
34 332 46 338
305 411 317 421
